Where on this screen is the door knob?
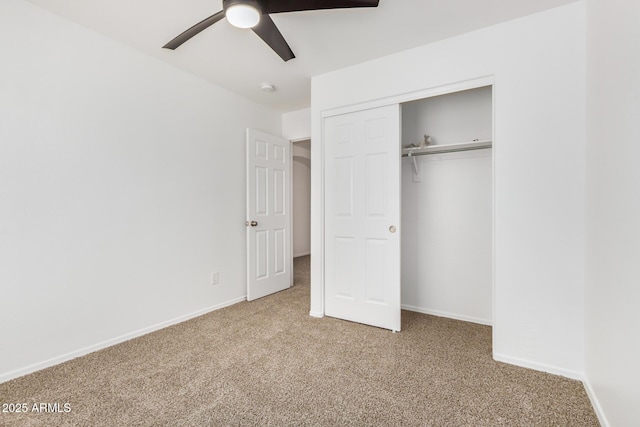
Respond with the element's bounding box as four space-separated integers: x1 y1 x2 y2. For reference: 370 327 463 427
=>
245 220 258 227
389 225 397 233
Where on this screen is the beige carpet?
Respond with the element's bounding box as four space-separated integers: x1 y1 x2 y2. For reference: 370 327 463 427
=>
0 256 598 426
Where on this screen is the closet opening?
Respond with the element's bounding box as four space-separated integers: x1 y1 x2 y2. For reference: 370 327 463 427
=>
400 85 493 326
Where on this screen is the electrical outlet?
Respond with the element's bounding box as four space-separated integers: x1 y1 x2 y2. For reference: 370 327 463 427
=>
211 272 219 285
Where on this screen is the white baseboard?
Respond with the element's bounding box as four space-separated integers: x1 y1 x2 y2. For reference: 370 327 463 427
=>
494 353 610 424
0 296 247 384
309 310 324 318
492 352 583 381
401 304 492 326
583 377 610 427
293 251 311 258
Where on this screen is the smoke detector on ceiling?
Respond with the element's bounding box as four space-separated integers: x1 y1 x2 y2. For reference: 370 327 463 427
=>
260 83 275 93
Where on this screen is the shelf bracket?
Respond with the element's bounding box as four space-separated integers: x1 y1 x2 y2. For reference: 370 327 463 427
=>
408 151 420 181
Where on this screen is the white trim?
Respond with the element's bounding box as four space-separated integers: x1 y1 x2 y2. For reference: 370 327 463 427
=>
491 80 498 371
492 352 583 381
316 113 326 316
402 305 492 326
321 76 495 120
309 310 324 318
289 139 294 287
290 136 311 143
0 296 246 384
583 378 611 427
494 353 608 424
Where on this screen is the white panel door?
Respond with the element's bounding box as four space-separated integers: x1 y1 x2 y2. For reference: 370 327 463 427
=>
246 129 291 301
324 104 401 331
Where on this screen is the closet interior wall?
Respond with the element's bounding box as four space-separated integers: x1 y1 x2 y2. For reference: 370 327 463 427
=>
401 86 493 325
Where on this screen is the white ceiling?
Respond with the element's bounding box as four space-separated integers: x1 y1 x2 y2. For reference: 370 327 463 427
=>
26 0 578 112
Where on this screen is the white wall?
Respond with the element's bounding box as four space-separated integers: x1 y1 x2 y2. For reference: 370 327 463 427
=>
311 3 586 377
401 87 493 325
0 0 281 382
402 87 493 146
282 108 311 141
585 0 640 424
292 141 311 257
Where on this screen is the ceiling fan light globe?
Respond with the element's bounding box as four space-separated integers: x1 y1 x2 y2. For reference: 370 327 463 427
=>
226 4 261 28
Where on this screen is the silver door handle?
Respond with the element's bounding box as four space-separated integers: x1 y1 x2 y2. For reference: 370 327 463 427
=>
245 221 258 227
389 225 397 233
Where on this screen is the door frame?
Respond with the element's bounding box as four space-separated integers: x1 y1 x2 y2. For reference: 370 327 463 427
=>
291 138 312 260
287 137 311 290
313 76 495 324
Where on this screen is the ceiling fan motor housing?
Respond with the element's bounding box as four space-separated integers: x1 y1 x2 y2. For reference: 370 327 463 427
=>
223 0 263 15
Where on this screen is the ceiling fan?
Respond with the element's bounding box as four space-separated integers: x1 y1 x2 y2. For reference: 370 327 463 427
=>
163 0 380 62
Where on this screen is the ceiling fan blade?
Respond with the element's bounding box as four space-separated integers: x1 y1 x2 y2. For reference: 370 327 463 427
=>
262 0 378 14
251 15 295 62
163 11 225 50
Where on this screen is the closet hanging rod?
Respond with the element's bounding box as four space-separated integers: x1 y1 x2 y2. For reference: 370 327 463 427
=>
402 139 492 157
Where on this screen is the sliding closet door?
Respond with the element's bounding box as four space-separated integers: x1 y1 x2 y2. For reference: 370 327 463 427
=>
324 104 401 331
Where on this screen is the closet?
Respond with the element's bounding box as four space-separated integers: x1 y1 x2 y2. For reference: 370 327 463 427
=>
322 84 492 331
400 86 493 325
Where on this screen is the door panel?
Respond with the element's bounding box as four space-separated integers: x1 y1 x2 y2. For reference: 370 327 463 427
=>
324 105 401 331
247 129 291 301
365 238 387 304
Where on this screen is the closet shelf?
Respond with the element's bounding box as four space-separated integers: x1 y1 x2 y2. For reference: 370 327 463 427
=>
402 139 492 157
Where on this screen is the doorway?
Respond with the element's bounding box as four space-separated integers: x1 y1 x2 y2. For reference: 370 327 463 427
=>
292 139 312 287
292 140 311 258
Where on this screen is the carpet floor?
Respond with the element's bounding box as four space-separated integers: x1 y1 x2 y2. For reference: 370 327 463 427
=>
0 256 599 426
